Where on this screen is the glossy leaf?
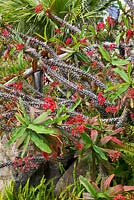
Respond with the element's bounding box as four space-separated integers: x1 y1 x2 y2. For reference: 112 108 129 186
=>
21 134 31 158
31 133 52 153
97 192 111 200
103 174 115 191
79 176 97 198
93 145 108 160
98 45 111 62
28 124 57 135
112 58 129 66
8 126 26 145
114 68 130 83
15 113 28 126
68 97 81 112
33 110 51 125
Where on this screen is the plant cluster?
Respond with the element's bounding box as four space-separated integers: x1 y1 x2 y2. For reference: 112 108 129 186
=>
0 0 134 199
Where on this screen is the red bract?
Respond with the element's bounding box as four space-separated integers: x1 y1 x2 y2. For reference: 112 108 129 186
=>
13 81 23 90
1 29 9 37
76 85 84 91
79 38 88 45
16 43 24 51
111 137 124 146
35 4 43 14
50 81 60 87
113 194 126 200
65 38 72 45
87 50 94 56
42 152 50 160
42 97 56 112
96 22 105 30
97 92 106 106
107 16 115 27
54 29 62 34
76 124 85 134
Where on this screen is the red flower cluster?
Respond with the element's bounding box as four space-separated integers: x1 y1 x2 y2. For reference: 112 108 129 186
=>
96 22 105 30
35 4 43 14
113 194 126 200
13 81 23 90
128 88 134 99
65 37 72 45
13 155 40 172
108 150 121 162
42 97 56 112
97 92 106 105
1 29 9 37
107 16 115 27
15 43 24 51
66 114 85 125
71 124 85 136
105 106 117 113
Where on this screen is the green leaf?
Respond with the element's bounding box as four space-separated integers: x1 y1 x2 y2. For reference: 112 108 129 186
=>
114 68 130 83
31 133 52 153
93 145 108 160
21 134 31 158
28 124 57 135
88 25 96 35
98 45 111 62
76 52 89 63
33 110 51 125
15 113 28 126
127 64 132 79
80 133 91 147
110 85 129 102
68 98 81 112
79 176 97 198
97 192 111 200
54 114 70 124
85 124 101 131
112 58 129 66
105 82 129 92
8 126 26 145
18 98 30 123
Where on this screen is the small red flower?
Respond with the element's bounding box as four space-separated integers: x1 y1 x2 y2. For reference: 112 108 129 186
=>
76 124 85 134
77 143 83 150
76 85 84 91
35 4 43 14
87 51 94 56
96 22 105 30
15 44 24 51
51 65 57 70
107 16 115 27
1 29 9 37
109 43 116 50
13 81 23 90
97 92 106 106
54 29 62 34
91 61 97 68
50 81 60 87
66 115 85 125
130 113 134 119
65 37 72 45
113 194 126 200
79 38 88 45
128 88 134 99
126 29 133 37
42 97 56 112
